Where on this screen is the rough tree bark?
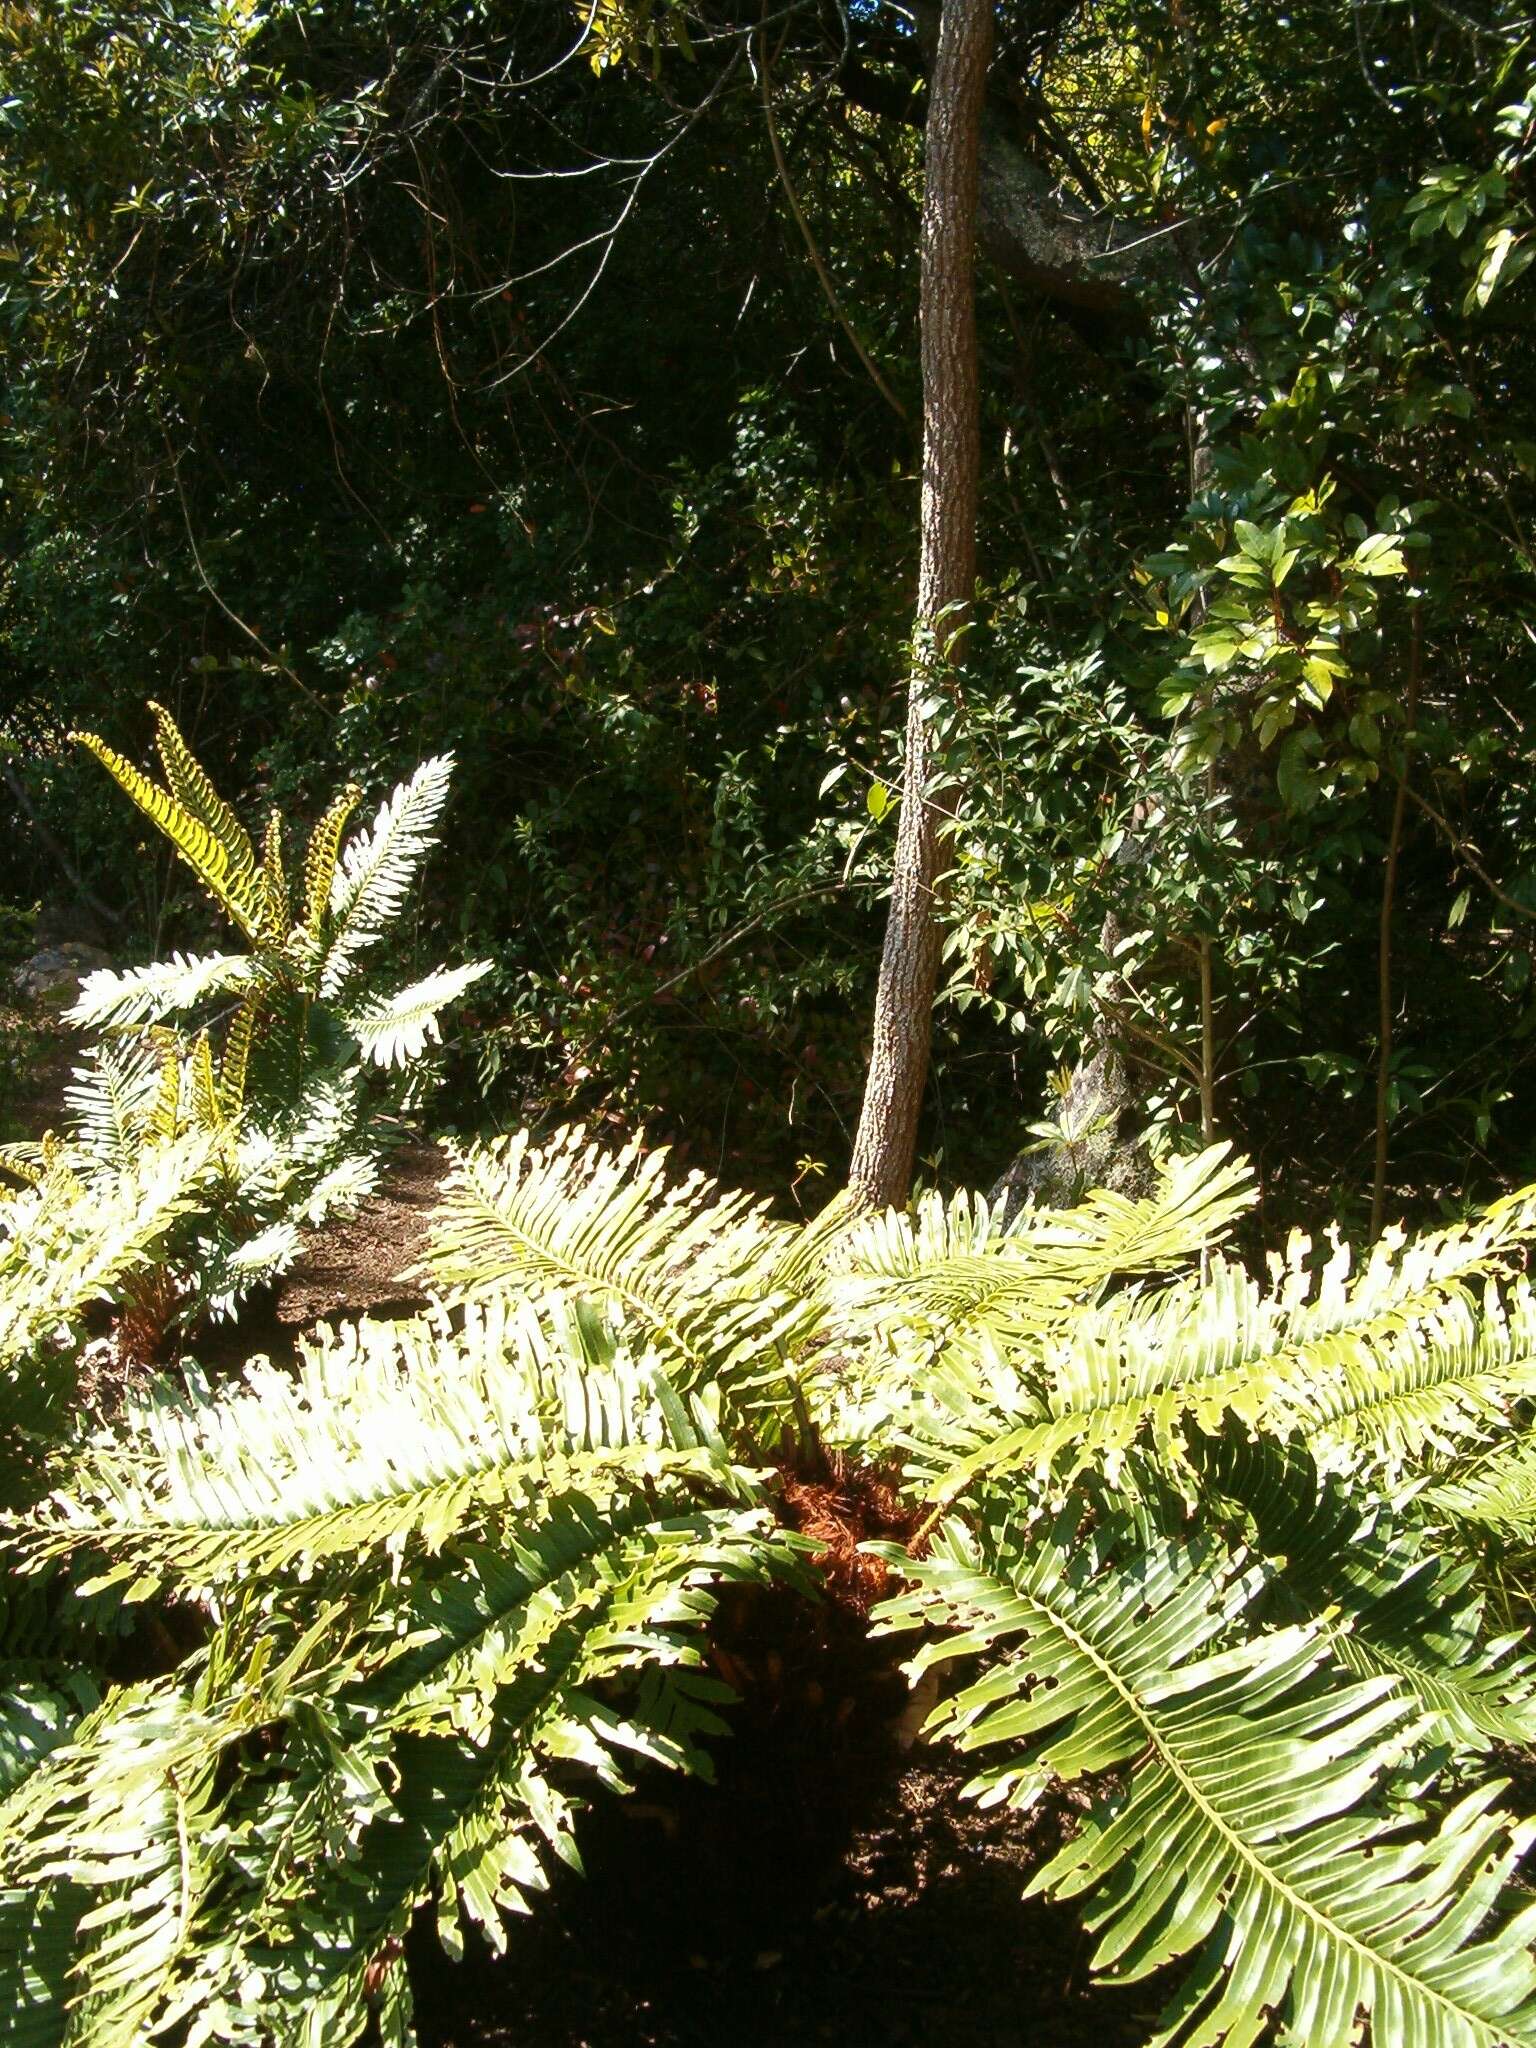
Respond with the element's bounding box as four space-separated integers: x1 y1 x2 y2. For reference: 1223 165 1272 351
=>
847 0 994 1213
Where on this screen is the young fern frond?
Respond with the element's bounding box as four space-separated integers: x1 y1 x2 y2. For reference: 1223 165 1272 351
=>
219 993 261 1113
147 700 258 902
423 1125 812 1400
302 781 363 943
873 1507 1536 2048
320 755 455 994
258 811 288 944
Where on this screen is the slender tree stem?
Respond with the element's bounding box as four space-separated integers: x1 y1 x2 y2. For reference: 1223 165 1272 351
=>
848 0 993 1211
1371 609 1422 1240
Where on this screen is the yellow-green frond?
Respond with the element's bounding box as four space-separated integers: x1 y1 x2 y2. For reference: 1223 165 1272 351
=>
259 810 289 943
303 784 363 940
72 730 263 939
148 700 258 903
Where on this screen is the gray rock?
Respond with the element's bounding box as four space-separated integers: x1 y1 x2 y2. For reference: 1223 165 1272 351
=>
12 942 114 1006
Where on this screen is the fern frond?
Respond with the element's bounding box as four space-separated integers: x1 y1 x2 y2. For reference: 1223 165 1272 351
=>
825 1145 1256 1361
72 730 263 939
0 1138 207 1422
347 961 490 1070
423 1126 810 1400
897 1222 1536 1510
1201 1434 1536 1749
20 1298 759 1596
0 1677 229 2048
302 782 363 943
220 994 261 1113
62 1042 162 1173
68 954 258 1032
148 699 258 903
873 1508 1536 2048
258 811 288 944
319 757 455 995
1428 1429 1536 1541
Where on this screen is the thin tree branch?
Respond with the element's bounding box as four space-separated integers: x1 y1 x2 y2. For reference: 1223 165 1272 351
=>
757 29 908 421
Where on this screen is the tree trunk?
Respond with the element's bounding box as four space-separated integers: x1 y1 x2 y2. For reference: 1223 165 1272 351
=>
847 0 994 1212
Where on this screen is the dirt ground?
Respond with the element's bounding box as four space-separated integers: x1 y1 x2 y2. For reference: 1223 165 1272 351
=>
411 1584 1167 2048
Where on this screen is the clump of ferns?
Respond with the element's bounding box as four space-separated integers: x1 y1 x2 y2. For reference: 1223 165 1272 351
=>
9 1128 1536 2046
0 704 488 1358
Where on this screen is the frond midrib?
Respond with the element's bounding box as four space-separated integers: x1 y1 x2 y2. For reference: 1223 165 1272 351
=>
943 1554 1502 2040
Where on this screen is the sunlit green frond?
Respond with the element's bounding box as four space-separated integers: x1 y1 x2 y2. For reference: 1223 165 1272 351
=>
20 1298 757 1596
68 954 258 1032
1428 1429 1536 1541
302 781 363 941
896 1219 1536 1508
319 756 455 994
873 1508 1536 2048
0 1678 229 2048
72 730 263 938
423 1125 810 1398
219 993 261 1113
0 1139 208 1434
180 1494 798 2048
347 960 491 1069
823 1144 1255 1362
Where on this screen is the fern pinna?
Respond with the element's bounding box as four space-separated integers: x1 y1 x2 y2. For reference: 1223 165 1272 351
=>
4 1125 1536 2044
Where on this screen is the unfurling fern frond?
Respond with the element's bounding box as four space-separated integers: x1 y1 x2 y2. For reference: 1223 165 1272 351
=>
873 1507 1536 2048
424 1126 811 1400
258 810 288 944
319 756 455 994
